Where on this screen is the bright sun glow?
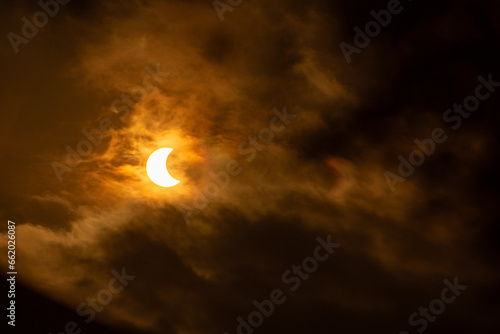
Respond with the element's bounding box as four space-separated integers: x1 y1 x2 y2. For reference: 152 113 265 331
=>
146 148 180 187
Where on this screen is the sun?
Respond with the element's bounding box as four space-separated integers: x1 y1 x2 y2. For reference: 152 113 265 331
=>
146 148 180 187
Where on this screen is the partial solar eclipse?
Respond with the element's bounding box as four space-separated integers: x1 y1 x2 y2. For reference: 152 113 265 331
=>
146 148 180 187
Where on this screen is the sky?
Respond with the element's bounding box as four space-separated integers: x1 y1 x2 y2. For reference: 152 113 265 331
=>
0 0 499 333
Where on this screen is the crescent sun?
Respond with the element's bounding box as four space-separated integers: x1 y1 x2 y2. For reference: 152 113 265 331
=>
146 148 180 187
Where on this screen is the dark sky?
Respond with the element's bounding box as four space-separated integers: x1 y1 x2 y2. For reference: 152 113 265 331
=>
1 0 499 333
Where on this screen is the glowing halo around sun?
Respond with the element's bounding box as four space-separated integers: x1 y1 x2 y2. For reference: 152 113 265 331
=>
146 148 180 187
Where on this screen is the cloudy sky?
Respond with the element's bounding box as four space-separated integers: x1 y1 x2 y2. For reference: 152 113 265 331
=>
1 0 499 333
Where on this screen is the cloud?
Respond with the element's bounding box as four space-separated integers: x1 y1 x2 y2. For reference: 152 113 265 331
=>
1 0 499 333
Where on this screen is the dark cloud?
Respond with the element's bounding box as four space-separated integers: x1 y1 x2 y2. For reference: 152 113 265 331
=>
1 0 499 333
